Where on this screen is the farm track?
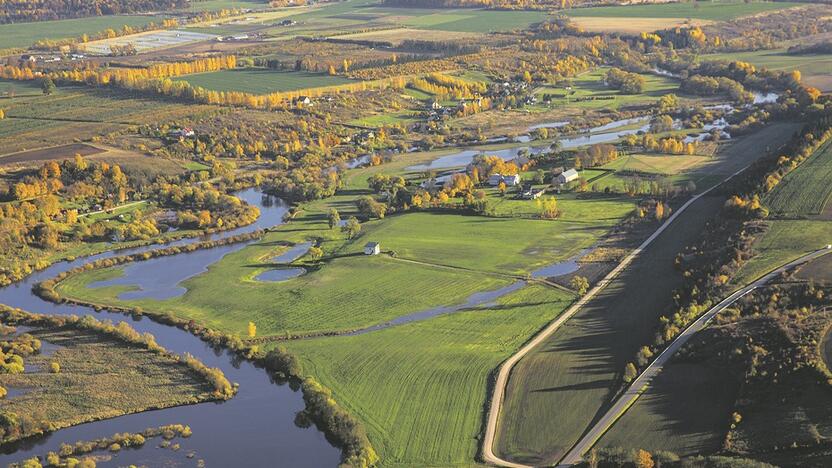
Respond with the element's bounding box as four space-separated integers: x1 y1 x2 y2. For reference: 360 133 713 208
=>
557 246 832 466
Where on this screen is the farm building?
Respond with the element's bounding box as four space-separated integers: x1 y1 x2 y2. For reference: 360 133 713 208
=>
519 184 546 200
487 174 521 187
364 242 381 256
555 169 579 185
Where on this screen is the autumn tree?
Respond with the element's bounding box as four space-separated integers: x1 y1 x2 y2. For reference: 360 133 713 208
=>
623 362 638 383
342 216 361 239
635 449 654 468
570 276 589 296
248 321 256 338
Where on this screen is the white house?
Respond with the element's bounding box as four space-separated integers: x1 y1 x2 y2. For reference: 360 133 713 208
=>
556 168 579 185
364 242 381 256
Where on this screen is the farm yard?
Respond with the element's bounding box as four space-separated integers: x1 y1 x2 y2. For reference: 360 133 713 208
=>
174 69 357 94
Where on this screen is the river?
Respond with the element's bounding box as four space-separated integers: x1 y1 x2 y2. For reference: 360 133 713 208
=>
0 188 342 467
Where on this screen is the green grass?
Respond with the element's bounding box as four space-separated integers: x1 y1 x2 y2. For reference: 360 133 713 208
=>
0 15 166 50
764 139 832 218
733 220 832 285
533 67 680 110
0 326 214 437
175 68 356 94
349 110 421 127
186 0 271 12
702 47 832 91
493 125 800 465
282 284 574 467
566 1 805 21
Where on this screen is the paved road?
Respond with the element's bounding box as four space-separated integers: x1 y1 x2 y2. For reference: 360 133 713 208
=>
556 246 832 466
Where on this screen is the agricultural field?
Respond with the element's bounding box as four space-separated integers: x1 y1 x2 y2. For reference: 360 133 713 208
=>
282 284 574 467
493 125 801 465
174 68 356 94
531 67 680 111
702 47 832 91
81 29 219 55
0 325 216 437
0 15 166 50
765 139 832 218
568 16 712 34
565 0 806 22
331 27 481 45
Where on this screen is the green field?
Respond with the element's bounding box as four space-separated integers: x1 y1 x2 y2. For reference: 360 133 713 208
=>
764 139 832 218
283 284 574 467
175 68 356 94
566 0 804 21
349 110 421 128
493 125 800 465
0 15 165 50
533 67 680 110
732 220 831 285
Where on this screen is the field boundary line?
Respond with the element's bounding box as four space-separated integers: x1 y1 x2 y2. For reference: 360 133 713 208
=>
556 246 832 466
481 158 756 468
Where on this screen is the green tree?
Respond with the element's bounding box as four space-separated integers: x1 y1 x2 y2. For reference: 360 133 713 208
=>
307 246 323 261
342 217 361 239
327 208 341 230
40 76 56 96
570 275 589 296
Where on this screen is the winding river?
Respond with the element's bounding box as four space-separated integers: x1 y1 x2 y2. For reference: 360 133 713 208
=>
0 188 342 467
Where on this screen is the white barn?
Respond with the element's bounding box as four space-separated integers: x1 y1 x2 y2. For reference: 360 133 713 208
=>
556 169 579 185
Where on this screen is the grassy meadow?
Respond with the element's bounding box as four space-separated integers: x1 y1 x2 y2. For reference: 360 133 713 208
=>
702 48 832 91
532 67 680 110
764 139 832 218
175 69 356 94
282 285 574 467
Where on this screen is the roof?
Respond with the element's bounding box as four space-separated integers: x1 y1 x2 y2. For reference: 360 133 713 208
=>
365 242 379 248
561 168 579 178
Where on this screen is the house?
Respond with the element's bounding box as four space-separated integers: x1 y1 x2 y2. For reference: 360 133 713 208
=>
519 183 546 200
364 242 381 256
487 173 521 187
167 127 195 138
296 96 312 107
555 168 579 185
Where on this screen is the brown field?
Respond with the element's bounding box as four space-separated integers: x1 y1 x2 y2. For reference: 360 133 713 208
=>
570 17 713 34
795 253 832 284
0 143 104 167
331 28 482 45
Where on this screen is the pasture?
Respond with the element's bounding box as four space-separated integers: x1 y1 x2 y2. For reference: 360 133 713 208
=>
566 1 805 21
282 285 574 467
330 27 481 45
765 139 832 218
174 68 356 94
533 67 680 110
0 15 165 50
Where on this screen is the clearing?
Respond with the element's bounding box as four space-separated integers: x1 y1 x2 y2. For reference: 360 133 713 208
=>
174 68 356 94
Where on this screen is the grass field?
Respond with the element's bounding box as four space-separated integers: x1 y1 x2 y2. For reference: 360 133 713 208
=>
332 27 481 45
493 125 801 465
566 1 805 21
533 67 680 110
175 68 356 94
732 220 831 285
349 110 421 127
0 15 165 50
282 284 574 467
569 17 712 34
764 139 832 218
702 48 832 91
0 326 214 437
603 153 713 176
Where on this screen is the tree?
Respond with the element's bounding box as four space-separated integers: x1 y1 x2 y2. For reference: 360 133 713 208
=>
635 449 654 468
570 276 589 296
342 216 361 239
623 362 638 383
655 202 665 221
40 76 56 95
498 181 507 196
328 208 341 230
49 362 60 373
537 196 559 219
247 321 256 338
307 246 323 261
535 169 546 185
